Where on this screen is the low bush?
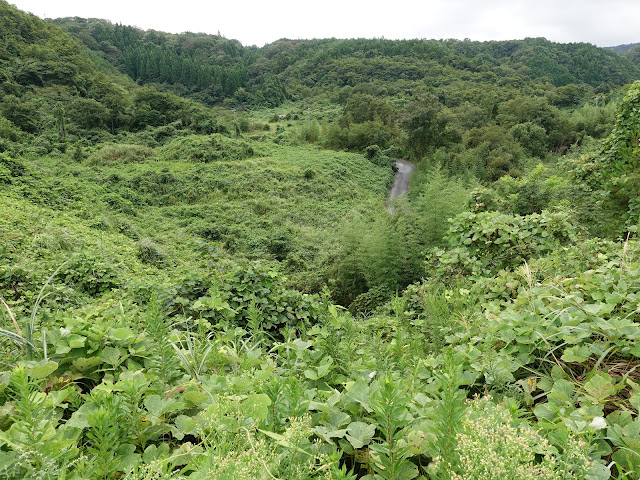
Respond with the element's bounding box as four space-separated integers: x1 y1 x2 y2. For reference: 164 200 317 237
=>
158 134 259 163
86 143 155 165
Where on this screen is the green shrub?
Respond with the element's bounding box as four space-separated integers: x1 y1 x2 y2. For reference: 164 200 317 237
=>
137 238 164 265
0 115 24 142
364 144 395 169
86 143 154 165
102 192 137 215
62 252 120 296
0 163 11 184
72 144 84 162
159 134 259 163
0 155 26 180
189 262 325 335
434 209 578 278
348 285 392 315
157 271 213 317
266 230 293 261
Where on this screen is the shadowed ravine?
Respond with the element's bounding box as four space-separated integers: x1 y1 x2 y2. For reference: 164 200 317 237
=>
386 159 415 213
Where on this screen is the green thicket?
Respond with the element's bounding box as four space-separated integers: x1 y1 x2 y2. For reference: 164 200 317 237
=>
0 1 227 156
3 1 640 478
51 17 253 105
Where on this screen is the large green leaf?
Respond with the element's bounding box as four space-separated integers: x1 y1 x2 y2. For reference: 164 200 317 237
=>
144 394 185 417
345 421 376 449
583 372 615 404
27 360 58 380
345 379 371 411
313 425 347 443
99 346 122 365
241 393 271 420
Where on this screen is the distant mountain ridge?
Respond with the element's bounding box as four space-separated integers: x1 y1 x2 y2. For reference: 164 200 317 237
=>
605 42 640 54
49 16 640 107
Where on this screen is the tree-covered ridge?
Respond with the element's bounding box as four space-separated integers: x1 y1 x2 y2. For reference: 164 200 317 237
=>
0 1 230 155
261 36 637 88
0 2 97 90
607 42 640 54
604 42 640 69
0 0 626 189
51 17 254 103
52 16 639 108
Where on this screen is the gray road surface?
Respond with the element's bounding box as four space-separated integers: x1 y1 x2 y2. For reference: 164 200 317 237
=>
387 159 415 213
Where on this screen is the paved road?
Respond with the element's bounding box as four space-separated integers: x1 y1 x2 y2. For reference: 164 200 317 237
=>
387 159 414 213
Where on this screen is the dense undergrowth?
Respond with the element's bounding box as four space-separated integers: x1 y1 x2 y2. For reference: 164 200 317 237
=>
4 1 640 478
3 90 640 477
1 139 392 298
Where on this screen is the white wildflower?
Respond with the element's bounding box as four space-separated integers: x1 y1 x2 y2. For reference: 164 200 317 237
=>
589 416 607 430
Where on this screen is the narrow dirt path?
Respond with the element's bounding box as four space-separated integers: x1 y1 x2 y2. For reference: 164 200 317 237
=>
386 159 415 213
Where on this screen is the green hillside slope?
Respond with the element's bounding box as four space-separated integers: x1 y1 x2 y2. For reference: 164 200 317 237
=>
4 2 640 478
0 1 226 156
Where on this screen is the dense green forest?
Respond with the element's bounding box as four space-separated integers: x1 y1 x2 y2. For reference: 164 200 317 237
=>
3 1 640 478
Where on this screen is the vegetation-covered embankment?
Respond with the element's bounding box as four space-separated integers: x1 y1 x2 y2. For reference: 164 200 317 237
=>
3 1 640 477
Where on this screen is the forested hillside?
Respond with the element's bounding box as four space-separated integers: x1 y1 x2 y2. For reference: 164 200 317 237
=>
52 17 639 107
607 42 640 54
2 1 640 478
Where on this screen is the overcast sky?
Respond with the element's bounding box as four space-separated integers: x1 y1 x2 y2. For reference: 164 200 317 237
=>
8 0 640 48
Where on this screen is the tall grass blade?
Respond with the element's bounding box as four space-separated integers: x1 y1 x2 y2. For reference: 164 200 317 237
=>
0 296 21 335
27 261 69 359
0 327 36 350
